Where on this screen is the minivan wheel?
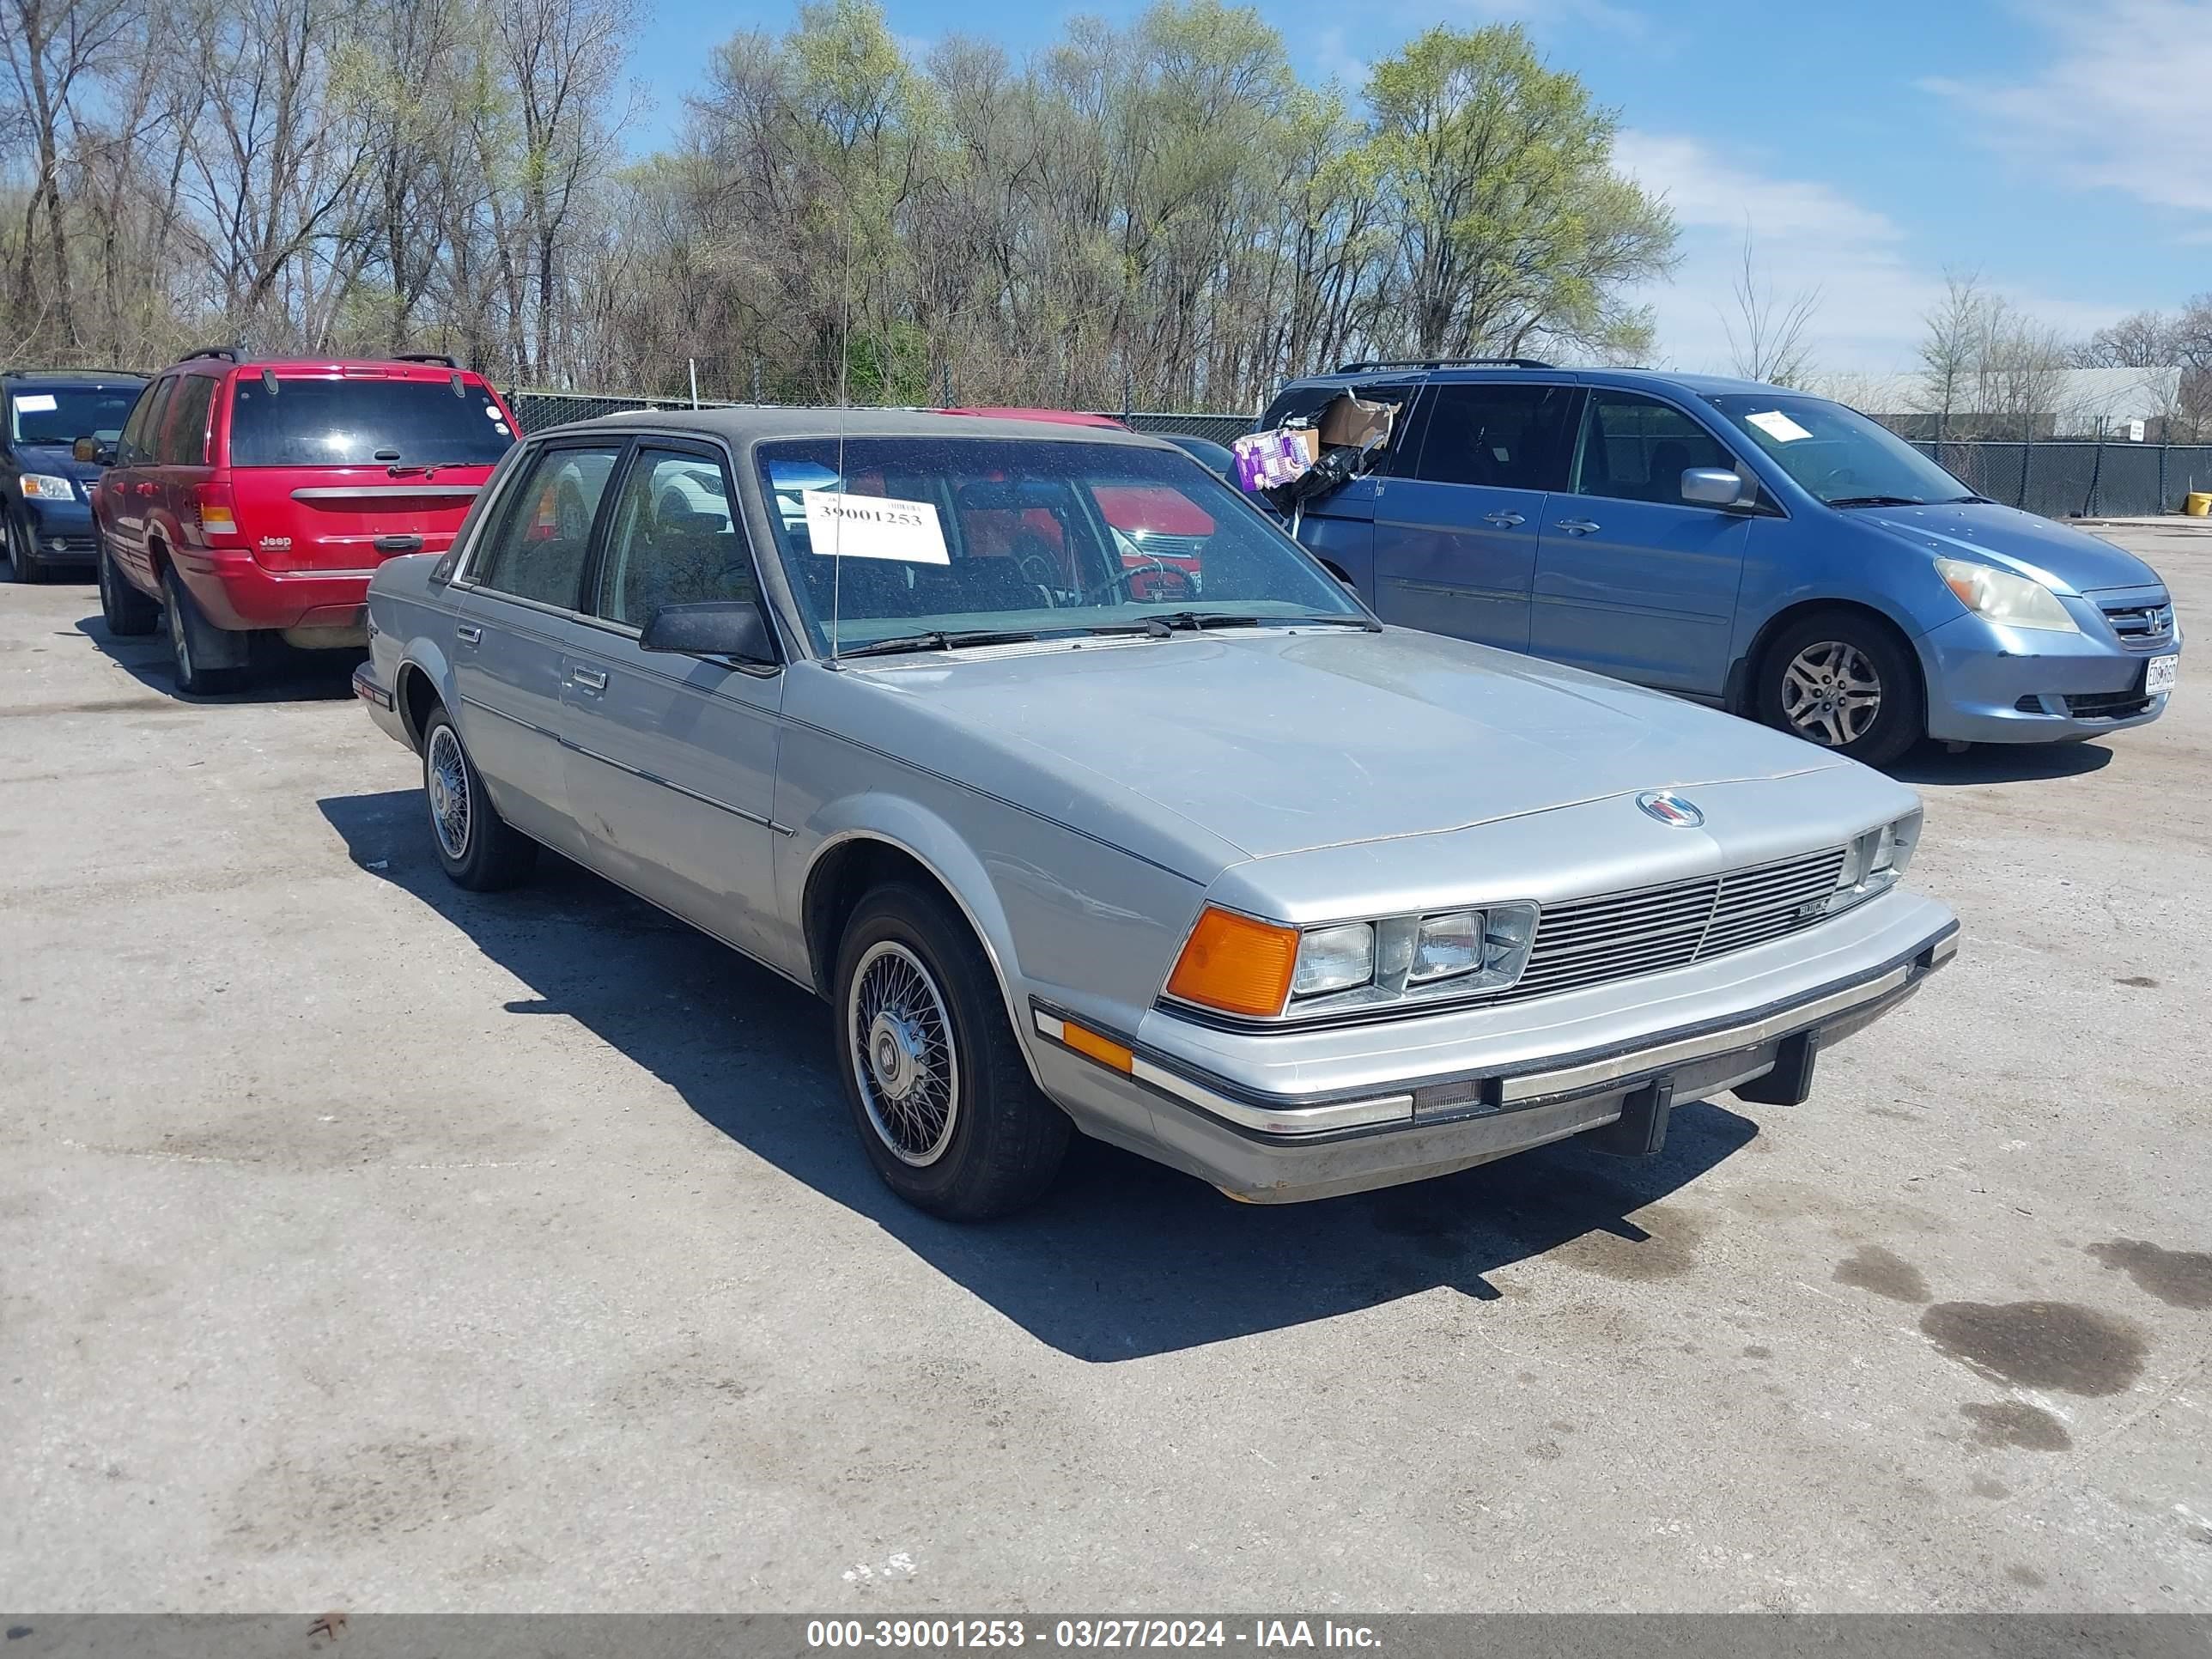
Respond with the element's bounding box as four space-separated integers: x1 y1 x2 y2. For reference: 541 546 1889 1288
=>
833 883 1070 1220
1755 611 1922 768
6 508 41 584
162 570 242 695
98 538 160 635
421 707 537 890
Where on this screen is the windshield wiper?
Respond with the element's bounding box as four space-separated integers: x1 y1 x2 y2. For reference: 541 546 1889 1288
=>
835 629 1042 660
1139 611 1382 634
1828 495 1927 508
1939 494 1993 505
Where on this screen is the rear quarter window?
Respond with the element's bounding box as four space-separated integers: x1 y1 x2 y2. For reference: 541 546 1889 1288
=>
227 376 515 468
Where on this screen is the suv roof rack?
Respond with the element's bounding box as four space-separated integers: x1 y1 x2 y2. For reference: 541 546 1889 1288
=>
184 345 240 363
392 351 460 369
1 366 148 380
1333 357 1553 373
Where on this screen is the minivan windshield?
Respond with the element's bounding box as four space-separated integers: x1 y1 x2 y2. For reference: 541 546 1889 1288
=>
9 386 140 447
1703 392 1978 507
228 375 514 467
754 436 1369 656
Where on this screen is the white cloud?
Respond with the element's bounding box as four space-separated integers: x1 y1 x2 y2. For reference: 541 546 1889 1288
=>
1610 130 2126 374
1921 0 2212 220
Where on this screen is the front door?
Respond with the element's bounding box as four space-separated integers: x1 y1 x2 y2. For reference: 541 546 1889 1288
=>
562 444 785 957
448 439 625 854
105 375 173 586
1370 381 1580 653
1531 388 1753 696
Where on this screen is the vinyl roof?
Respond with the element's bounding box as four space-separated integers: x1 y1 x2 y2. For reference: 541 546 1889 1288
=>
564 404 1173 447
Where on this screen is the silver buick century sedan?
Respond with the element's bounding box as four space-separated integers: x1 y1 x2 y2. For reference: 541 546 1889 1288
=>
354 409 1960 1219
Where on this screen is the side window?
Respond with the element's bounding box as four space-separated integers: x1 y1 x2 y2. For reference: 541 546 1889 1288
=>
1410 384 1578 491
1575 392 1739 505
120 378 173 466
593 449 753 628
470 442 622 610
157 375 215 466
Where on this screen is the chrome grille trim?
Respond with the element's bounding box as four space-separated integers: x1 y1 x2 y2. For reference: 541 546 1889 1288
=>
2099 596 2176 650
1502 848 1848 1005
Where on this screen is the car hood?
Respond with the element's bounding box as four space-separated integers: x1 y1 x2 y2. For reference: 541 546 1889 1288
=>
1850 500 2160 594
12 441 101 483
851 626 1849 865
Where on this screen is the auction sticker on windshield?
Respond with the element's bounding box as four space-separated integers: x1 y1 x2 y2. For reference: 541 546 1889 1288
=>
2148 655 2178 696
1746 409 1814 443
803 489 949 564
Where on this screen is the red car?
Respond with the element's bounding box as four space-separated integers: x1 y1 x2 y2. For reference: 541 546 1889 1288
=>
941 406 1215 601
91 349 519 692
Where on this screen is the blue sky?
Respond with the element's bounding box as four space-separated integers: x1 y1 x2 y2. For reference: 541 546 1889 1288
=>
621 0 2212 374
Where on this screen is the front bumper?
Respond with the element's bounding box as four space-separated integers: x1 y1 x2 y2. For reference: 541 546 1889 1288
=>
20 497 97 563
1917 610 2178 744
1027 889 1959 1203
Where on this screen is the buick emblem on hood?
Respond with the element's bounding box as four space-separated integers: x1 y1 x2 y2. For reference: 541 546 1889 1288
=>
1637 790 1705 828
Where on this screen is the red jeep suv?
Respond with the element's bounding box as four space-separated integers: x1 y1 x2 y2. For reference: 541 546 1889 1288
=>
91 349 518 691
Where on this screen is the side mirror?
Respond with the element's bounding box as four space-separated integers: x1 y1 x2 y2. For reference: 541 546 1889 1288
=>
74 437 116 466
1681 467 1750 507
640 600 776 663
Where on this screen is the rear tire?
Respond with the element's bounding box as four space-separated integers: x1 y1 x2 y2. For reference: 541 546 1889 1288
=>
1754 610 1923 769
98 537 160 635
833 882 1070 1220
422 705 538 890
163 569 242 695
6 508 42 584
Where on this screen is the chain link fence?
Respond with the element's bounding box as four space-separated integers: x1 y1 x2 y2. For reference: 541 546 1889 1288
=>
1910 441 2212 520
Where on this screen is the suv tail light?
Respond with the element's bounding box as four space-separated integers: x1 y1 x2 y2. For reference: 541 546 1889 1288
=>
195 481 241 545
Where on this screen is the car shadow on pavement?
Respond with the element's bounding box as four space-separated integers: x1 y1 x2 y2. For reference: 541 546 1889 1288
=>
1891 738 2113 786
319 787 1760 1363
72 614 360 705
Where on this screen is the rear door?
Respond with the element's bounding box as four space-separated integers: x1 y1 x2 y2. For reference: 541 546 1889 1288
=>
1370 380 1580 653
222 370 515 575
1531 387 1753 696
154 373 216 558
562 443 786 957
449 439 624 854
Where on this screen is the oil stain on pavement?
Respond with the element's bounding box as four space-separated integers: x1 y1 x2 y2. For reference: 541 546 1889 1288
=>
1920 1300 2147 1396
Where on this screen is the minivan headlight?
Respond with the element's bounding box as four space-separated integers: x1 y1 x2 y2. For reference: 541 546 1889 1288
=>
17 472 75 501
1935 556 2078 633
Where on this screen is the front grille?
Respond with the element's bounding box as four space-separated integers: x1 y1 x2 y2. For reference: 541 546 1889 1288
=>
1504 847 1848 1004
2065 687 2153 720
2100 597 2175 650
1124 532 1206 562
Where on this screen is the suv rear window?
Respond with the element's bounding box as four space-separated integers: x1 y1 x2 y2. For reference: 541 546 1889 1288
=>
227 375 514 467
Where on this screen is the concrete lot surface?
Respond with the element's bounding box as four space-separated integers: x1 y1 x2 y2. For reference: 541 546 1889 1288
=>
3 526 2209 1612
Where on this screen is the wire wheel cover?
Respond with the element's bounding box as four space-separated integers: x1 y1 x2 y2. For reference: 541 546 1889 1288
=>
848 940 961 1165
426 725 472 860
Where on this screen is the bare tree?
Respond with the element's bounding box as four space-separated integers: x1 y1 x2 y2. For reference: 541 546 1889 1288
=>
1915 268 1988 441
1718 224 1819 388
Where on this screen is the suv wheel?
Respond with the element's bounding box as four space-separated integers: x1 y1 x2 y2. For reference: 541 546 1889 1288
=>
6 507 41 584
833 883 1070 1219
422 706 537 890
98 537 160 635
163 570 243 695
1755 611 1923 768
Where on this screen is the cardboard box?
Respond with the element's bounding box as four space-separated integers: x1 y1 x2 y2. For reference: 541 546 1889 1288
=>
1231 425 1320 492
1316 392 1398 452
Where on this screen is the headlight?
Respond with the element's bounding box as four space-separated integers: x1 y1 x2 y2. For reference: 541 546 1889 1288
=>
1935 556 2078 633
1826 810 1920 915
18 472 76 501
1165 902 1539 1020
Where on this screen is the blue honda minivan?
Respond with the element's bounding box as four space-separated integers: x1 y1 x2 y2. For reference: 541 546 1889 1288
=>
1263 362 2182 765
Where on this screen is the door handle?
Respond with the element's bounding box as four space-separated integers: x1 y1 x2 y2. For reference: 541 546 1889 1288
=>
454 623 483 645
570 666 608 693
1482 511 1526 527
1554 518 1601 536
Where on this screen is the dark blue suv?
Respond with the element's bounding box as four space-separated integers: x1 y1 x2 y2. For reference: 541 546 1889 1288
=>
3 368 147 583
1265 360 2178 764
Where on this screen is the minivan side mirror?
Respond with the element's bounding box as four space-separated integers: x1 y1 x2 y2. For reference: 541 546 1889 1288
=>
1681 467 1750 508
74 437 117 466
640 600 776 664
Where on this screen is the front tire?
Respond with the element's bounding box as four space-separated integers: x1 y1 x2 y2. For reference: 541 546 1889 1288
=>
98 536 160 635
422 706 537 890
1755 611 1923 769
6 508 42 584
834 883 1069 1220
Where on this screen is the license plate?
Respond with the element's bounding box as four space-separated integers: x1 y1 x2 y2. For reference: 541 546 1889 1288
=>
2147 654 2178 696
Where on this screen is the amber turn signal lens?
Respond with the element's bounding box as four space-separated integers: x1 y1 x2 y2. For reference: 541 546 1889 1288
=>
1165 907 1300 1018
1061 1019 1133 1074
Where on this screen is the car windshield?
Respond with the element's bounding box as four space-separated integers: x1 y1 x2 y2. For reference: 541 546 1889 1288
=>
1703 392 1975 507
9 386 139 447
754 435 1367 655
228 375 514 467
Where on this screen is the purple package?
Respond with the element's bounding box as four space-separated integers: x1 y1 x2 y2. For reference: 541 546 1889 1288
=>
1231 426 1317 492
